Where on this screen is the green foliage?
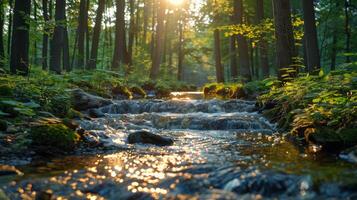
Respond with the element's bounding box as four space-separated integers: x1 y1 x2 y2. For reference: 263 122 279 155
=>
258 69 357 147
29 124 80 152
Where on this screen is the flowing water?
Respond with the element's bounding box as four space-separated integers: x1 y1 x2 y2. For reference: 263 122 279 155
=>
1 94 357 199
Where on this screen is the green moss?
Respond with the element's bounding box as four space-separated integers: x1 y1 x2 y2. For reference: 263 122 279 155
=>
112 85 132 99
0 83 15 96
30 124 80 152
130 86 147 98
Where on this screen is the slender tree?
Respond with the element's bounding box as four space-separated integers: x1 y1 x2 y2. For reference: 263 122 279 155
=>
10 0 31 75
42 0 50 70
128 0 136 66
272 0 296 80
77 0 87 69
112 0 128 70
150 0 166 79
49 0 66 74
7 0 14 55
177 10 185 81
256 0 269 78
344 0 351 62
234 0 251 82
0 1 4 68
302 0 320 73
229 16 238 79
88 0 105 69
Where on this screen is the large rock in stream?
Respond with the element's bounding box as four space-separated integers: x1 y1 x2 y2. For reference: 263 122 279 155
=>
71 89 112 111
127 131 174 146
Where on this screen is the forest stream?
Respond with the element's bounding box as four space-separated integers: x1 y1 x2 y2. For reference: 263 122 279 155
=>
1 93 357 200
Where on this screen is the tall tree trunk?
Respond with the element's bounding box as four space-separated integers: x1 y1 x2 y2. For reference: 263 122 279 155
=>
112 0 127 70
42 0 49 70
77 0 87 69
302 0 320 73
214 29 224 83
88 0 105 70
229 35 238 79
150 0 156 61
256 0 269 78
128 0 135 66
63 26 70 72
143 0 149 45
49 0 66 74
344 0 351 63
7 0 14 56
10 0 31 75
33 1 38 65
234 0 251 82
330 31 337 71
85 0 90 64
272 0 296 80
150 0 165 79
177 14 184 81
0 1 5 68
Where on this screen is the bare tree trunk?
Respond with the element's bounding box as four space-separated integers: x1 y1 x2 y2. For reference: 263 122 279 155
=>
33 1 38 65
330 32 337 71
112 0 127 70
10 0 31 75
214 29 224 83
177 14 184 81
42 0 49 70
63 27 70 72
344 0 351 63
229 35 238 79
128 0 136 66
77 0 86 69
0 1 5 68
256 0 269 78
150 0 165 79
7 0 14 56
272 0 296 80
143 0 149 45
88 0 105 70
85 0 90 64
50 0 66 74
302 0 320 73
234 0 251 82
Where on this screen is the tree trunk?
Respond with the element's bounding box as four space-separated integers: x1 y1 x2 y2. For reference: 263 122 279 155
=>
302 0 320 73
0 1 5 68
7 0 13 56
330 31 337 71
143 0 149 45
214 29 224 83
63 26 70 72
85 0 90 64
229 35 238 79
344 0 351 63
149 0 165 79
128 0 135 66
112 0 127 70
77 0 87 69
87 0 105 70
10 0 31 75
256 0 269 78
33 1 38 65
234 0 251 82
49 0 66 74
42 0 49 70
272 0 296 80
177 14 184 81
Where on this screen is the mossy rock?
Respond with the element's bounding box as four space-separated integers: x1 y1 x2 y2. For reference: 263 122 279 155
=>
203 84 217 97
130 86 147 98
141 81 156 91
66 108 84 119
30 123 80 152
112 85 132 99
216 87 233 99
231 86 246 99
155 86 171 98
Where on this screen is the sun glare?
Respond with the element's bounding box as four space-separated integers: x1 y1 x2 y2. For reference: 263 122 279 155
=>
168 0 184 5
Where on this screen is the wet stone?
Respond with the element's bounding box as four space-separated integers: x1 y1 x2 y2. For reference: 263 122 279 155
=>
127 131 174 146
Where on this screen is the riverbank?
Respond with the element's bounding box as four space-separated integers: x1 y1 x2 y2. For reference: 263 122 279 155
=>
0 69 196 165
203 67 357 155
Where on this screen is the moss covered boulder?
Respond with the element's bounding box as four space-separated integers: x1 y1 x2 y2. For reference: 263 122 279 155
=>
29 123 80 153
112 85 132 99
130 86 147 99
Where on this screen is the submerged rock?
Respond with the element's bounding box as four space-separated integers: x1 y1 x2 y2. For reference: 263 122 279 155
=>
127 131 174 146
0 165 23 176
340 146 357 164
71 89 112 111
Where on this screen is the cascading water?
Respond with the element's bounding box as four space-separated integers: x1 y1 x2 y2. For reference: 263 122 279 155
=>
1 95 357 199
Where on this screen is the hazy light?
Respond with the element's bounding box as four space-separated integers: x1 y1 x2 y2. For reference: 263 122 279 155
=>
168 0 184 5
